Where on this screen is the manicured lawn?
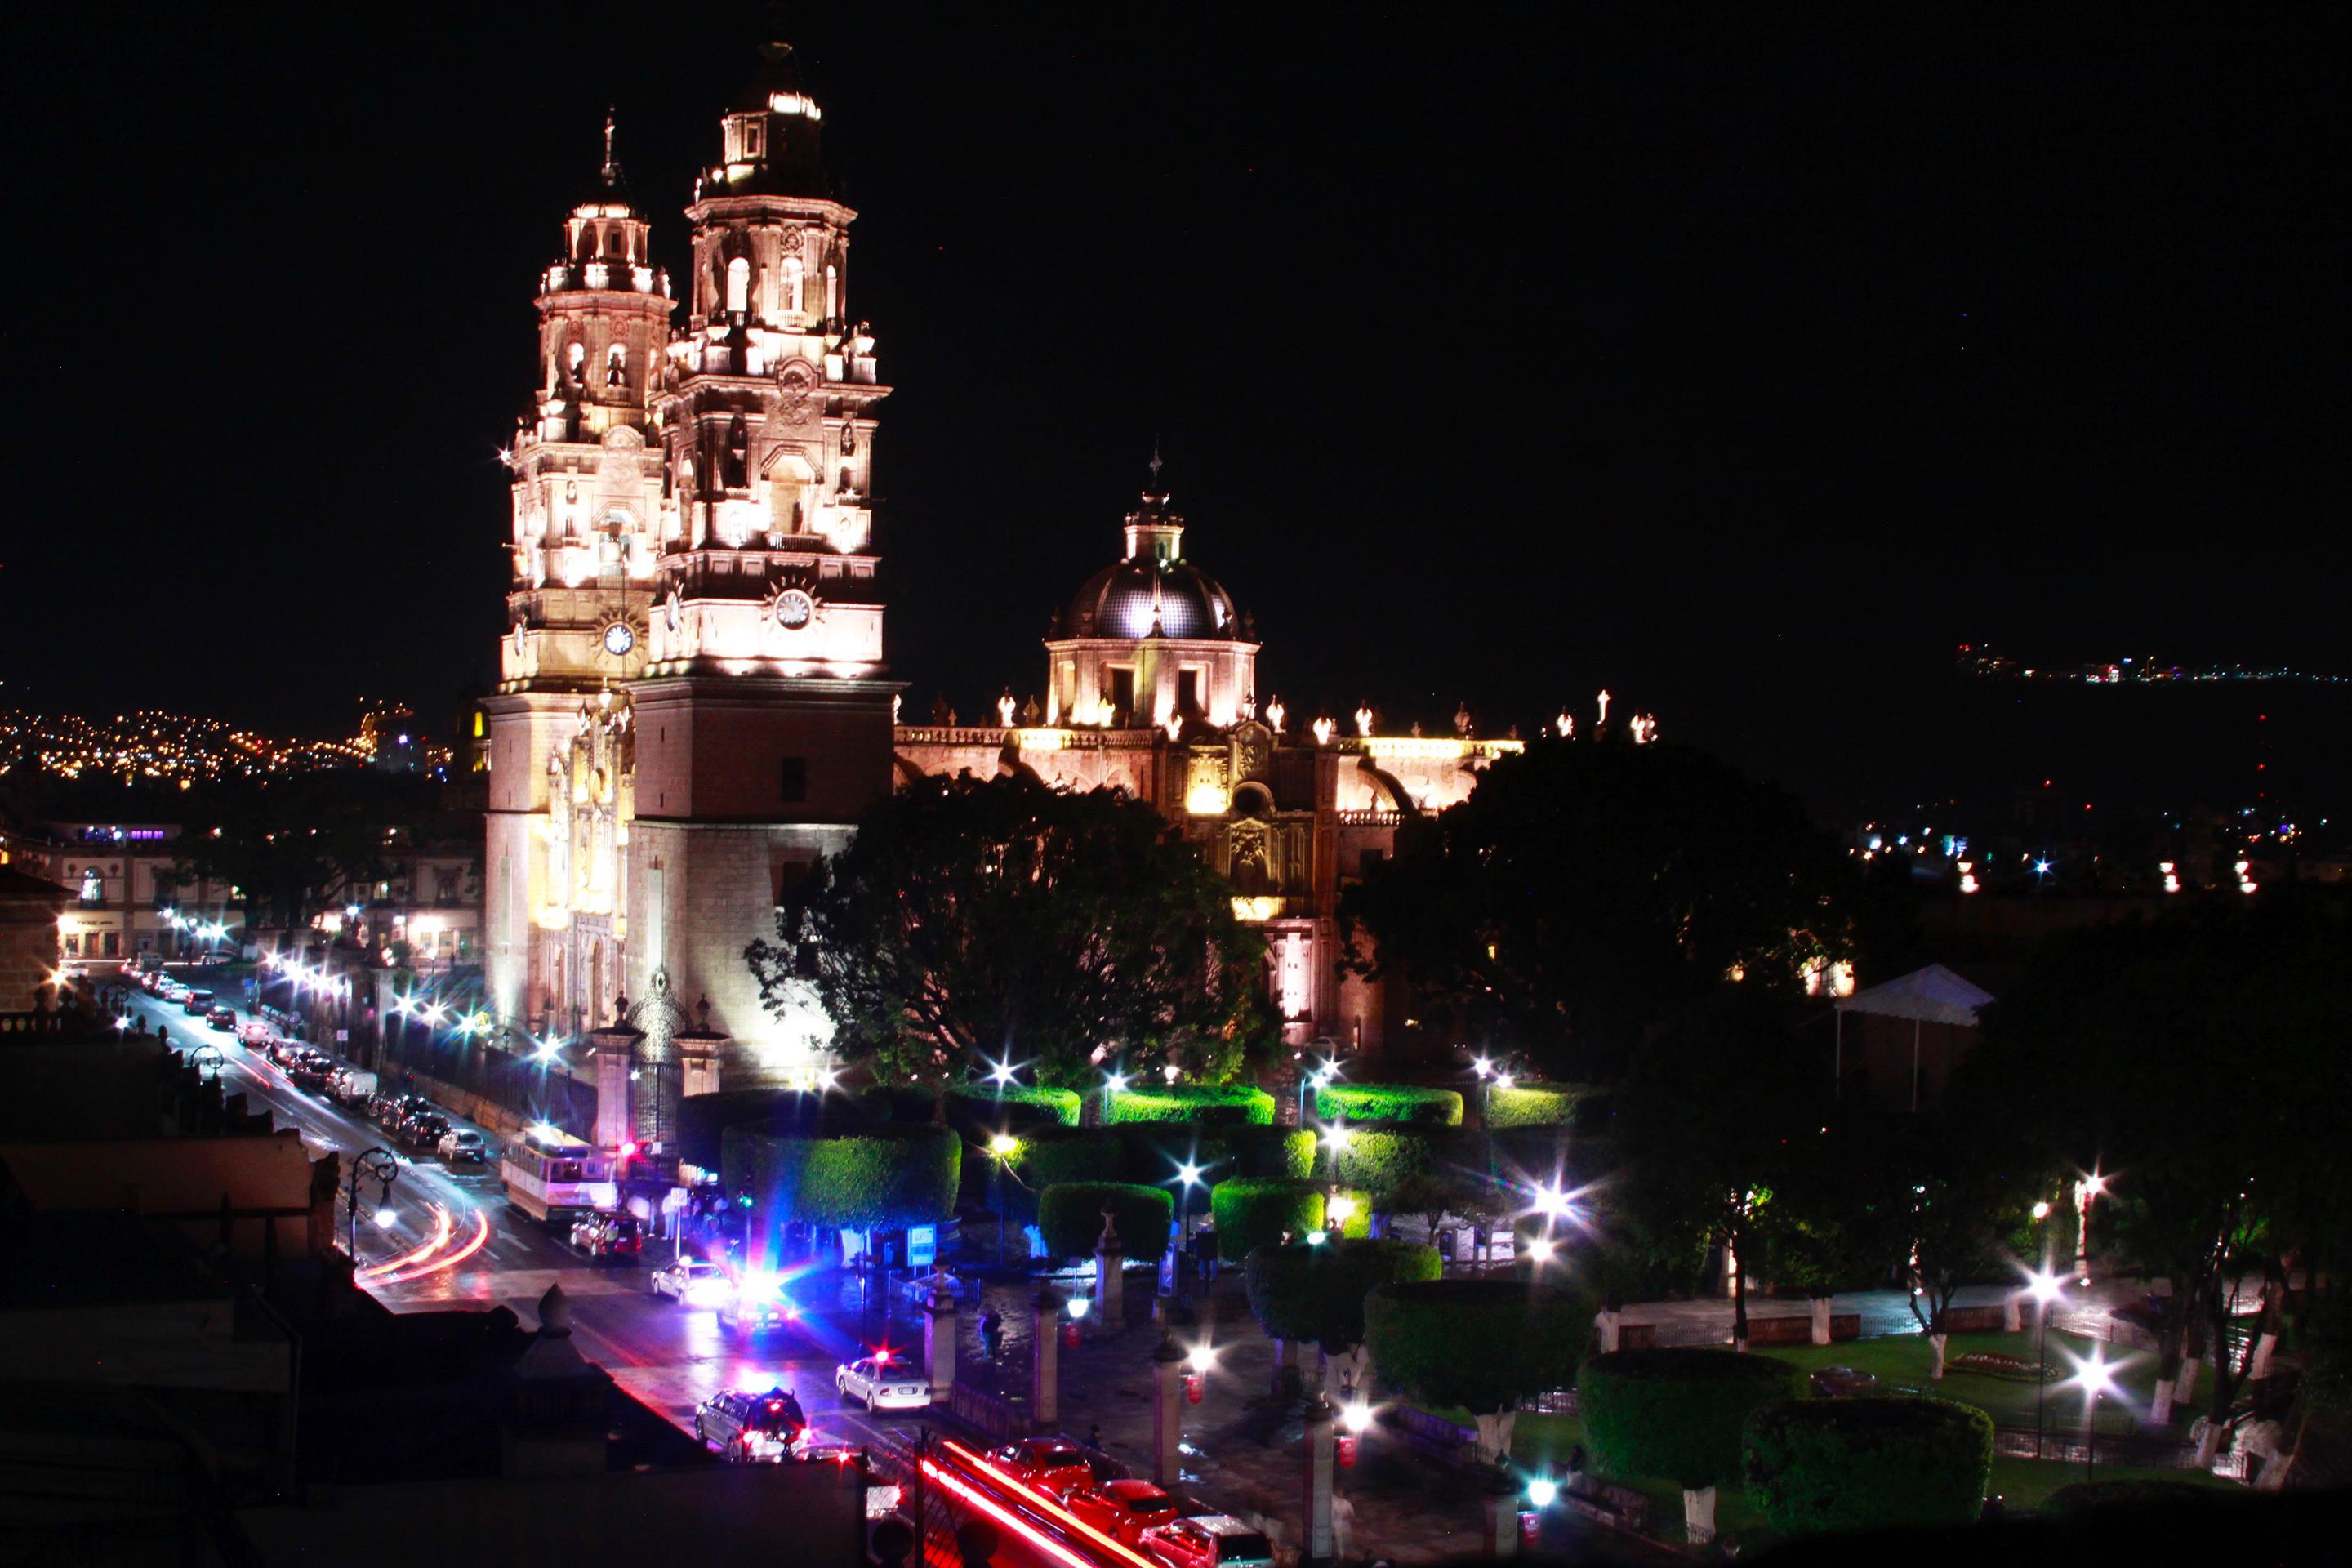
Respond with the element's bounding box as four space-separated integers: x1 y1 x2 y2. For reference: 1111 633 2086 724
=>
1750 1329 2164 1435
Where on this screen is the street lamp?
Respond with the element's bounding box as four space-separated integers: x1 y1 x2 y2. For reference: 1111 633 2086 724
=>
990 1133 1020 1261
2028 1269 2064 1458
2070 1348 2117 1481
345 1147 399 1265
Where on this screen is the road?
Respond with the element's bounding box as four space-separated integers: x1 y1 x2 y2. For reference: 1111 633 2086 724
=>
122 981 931 1468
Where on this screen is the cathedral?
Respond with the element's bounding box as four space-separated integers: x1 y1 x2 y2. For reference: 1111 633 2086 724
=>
482 52 1517 1094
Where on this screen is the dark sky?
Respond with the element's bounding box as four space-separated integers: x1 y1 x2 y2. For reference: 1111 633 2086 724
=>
6 9 2344 817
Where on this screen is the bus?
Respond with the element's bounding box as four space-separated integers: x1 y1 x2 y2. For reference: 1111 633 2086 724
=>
501 1124 616 1224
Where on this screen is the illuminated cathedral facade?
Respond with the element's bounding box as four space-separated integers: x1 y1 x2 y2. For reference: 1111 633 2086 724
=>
482 54 1516 1093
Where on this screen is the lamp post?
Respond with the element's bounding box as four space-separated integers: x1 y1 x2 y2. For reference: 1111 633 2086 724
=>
345 1146 399 1265
2071 1349 2116 1482
1174 1161 1205 1298
2074 1170 2107 1285
2029 1270 2064 1459
990 1134 1019 1263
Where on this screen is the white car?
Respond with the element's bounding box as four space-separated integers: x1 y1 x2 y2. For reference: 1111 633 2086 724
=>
437 1128 488 1163
835 1353 931 1412
649 1257 733 1309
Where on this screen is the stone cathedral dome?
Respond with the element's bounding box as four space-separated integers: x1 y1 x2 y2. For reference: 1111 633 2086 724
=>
1056 468 1249 643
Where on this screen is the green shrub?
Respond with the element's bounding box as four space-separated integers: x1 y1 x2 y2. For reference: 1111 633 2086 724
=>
1036 1181 1174 1260
1365 1278 1596 1419
721 1124 960 1232
860 1085 942 1124
680 1089 838 1168
1116 1125 1313 1193
1312 1083 1463 1126
943 1083 1082 1134
1743 1396 1993 1535
1327 1127 1450 1211
961 1128 1124 1218
1105 1085 1276 1126
1210 1178 1329 1262
2039 1478 2247 1517
1246 1238 1441 1353
1579 1348 1806 1491
1486 1081 1601 1130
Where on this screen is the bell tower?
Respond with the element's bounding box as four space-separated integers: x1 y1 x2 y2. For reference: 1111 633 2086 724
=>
627 43 902 1086
483 116 675 1040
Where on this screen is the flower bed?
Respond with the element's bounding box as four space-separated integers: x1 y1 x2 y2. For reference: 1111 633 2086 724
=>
1949 1351 2056 1382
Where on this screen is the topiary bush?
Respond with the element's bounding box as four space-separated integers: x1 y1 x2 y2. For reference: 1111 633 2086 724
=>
1365 1277 1597 1463
1116 1125 1314 1193
722 1124 961 1232
1247 1238 1441 1355
1105 1085 1276 1126
1743 1396 1993 1535
1036 1181 1174 1260
1326 1127 1450 1212
943 1083 1083 1134
1580 1348 1806 1541
1210 1178 1329 1262
1312 1083 1464 1126
2039 1478 2247 1517
860 1085 943 1125
1486 1081 1601 1130
962 1128 1124 1218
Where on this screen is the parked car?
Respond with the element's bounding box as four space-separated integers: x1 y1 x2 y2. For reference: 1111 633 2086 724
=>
237 1021 272 1049
569 1211 645 1261
1135 1516 1276 1568
835 1352 932 1413
180 989 216 1015
986 1437 1090 1498
693 1387 806 1462
1064 1480 1182 1545
404 1111 451 1147
648 1256 731 1307
436 1128 488 1163
206 1006 237 1031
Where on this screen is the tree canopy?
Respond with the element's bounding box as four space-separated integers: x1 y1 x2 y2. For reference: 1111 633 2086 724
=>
748 774 1273 1087
1341 740 1858 1078
1245 1237 1441 1356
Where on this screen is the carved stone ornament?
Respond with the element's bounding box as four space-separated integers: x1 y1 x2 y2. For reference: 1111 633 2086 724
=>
1233 721 1272 784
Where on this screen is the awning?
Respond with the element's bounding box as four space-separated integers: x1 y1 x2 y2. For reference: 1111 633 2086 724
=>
1833 963 1993 1027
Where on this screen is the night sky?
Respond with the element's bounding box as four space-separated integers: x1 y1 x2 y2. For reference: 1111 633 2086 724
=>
7 10 2344 819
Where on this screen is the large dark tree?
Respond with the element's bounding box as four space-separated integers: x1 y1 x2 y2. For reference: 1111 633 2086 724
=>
1961 890 2352 1454
167 772 425 932
748 774 1272 1088
1341 739 1858 1079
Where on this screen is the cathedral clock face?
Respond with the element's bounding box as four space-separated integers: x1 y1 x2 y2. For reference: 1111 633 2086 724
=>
602 621 635 657
775 589 816 630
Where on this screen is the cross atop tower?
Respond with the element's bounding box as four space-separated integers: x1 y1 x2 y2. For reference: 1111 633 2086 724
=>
601 107 620 188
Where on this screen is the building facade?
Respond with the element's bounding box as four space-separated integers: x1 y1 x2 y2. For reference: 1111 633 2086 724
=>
480 53 1512 1094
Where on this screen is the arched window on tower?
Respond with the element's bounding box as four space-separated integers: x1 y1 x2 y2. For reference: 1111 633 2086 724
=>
724 415 749 489
606 343 627 388
726 256 751 315
783 256 805 318
824 263 839 323
566 341 586 385
605 229 622 257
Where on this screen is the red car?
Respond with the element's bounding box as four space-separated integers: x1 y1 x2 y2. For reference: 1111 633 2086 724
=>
1064 1479 1181 1545
987 1437 1093 1501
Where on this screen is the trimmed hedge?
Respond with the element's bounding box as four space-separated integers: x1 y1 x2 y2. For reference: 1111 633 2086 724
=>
1743 1396 1993 1535
1036 1181 1174 1260
2040 1478 2247 1517
1579 1349 1806 1491
1118 1125 1315 1196
1210 1178 1370 1262
1312 1083 1464 1126
944 1082 1083 1133
1327 1128 1450 1211
1486 1081 1601 1130
860 1085 943 1124
964 1128 1125 1219
1364 1278 1595 1417
1105 1085 1276 1126
680 1089 837 1169
1245 1238 1441 1352
721 1124 960 1232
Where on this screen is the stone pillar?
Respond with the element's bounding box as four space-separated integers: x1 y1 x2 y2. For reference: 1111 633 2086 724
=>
1299 1394 1337 1566
1096 1243 1125 1332
1031 1286 1062 1431
1152 1336 1187 1488
923 1285 959 1395
1481 1483 1521 1560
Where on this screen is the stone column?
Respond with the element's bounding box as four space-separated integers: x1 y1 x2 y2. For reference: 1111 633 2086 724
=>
1152 1336 1186 1488
1299 1393 1337 1566
923 1285 959 1396
1031 1285 1062 1432
1483 1484 1523 1560
1096 1241 1125 1332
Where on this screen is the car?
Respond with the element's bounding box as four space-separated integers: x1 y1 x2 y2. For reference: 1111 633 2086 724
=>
1064 1479 1183 1546
405 1111 452 1147
436 1127 488 1163
180 989 216 1015
835 1352 932 1413
987 1437 1092 1499
569 1211 645 1261
649 1256 732 1307
715 1272 800 1334
1135 1515 1276 1568
237 1021 272 1049
693 1386 807 1463
206 1006 237 1031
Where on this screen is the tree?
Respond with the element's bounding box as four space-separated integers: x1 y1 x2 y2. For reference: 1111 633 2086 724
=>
1889 1113 2042 1379
1579 1348 1805 1545
748 774 1272 1087
1743 1396 1993 1535
1036 1182 1172 1262
1245 1238 1441 1394
1617 988 1824 1349
1365 1279 1594 1465
1341 740 1858 1079
1755 1117 1904 1345
1960 890 2352 1443
169 772 425 933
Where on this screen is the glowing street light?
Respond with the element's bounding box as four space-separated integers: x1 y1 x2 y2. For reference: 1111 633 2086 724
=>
2028 1269 2065 1457
1526 1476 1560 1508
2069 1348 2118 1481
1526 1236 1557 1263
